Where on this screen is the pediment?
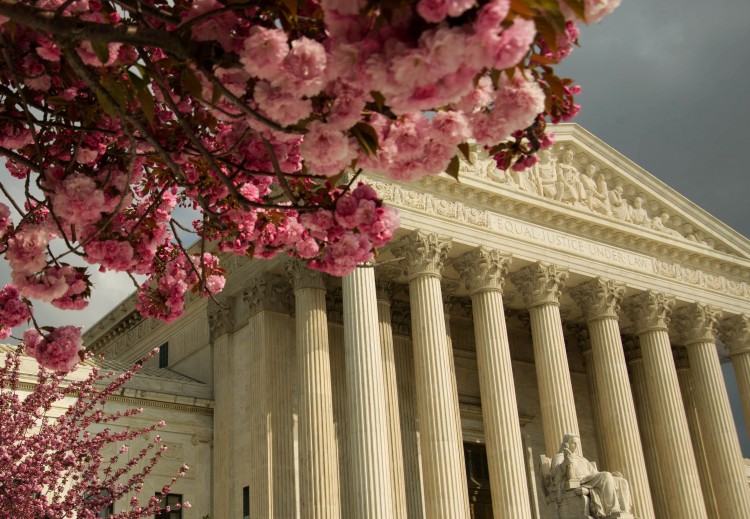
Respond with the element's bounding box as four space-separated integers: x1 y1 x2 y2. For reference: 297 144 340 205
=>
447 124 750 261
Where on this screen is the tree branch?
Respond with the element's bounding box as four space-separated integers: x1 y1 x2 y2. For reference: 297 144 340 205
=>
0 0 189 59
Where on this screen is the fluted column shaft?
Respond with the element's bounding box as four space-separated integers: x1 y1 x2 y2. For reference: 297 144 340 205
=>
376 284 409 519
211 332 233 519
289 264 341 519
575 329 606 466
730 351 750 432
674 351 719 519
626 346 670 519
392 232 470 519
676 304 750 519
456 248 532 518
511 262 578 456
623 291 708 519
571 279 655 519
721 315 750 436
342 267 394 518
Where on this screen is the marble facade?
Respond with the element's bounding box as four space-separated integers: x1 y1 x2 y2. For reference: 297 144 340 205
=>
84 124 750 519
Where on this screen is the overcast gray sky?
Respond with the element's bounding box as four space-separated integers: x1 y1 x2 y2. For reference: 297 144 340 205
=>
560 0 750 453
560 0 750 238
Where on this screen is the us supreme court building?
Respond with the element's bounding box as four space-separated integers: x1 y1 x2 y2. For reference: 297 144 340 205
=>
84 124 750 519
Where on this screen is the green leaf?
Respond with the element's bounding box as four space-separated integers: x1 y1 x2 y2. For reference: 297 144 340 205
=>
282 0 298 15
445 155 460 181
6 20 16 42
351 122 379 157
136 86 155 125
93 88 118 118
91 40 110 65
562 0 587 21
370 91 386 111
212 84 223 105
510 0 537 18
458 142 473 163
534 16 558 52
181 68 203 100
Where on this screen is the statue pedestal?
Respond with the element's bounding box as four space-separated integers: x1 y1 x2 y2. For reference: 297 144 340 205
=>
557 487 594 519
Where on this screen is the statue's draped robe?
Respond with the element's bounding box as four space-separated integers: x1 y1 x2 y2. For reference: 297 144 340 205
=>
551 453 631 518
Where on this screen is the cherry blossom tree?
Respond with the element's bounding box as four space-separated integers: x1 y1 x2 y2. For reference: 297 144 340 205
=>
0 0 620 371
0 346 190 517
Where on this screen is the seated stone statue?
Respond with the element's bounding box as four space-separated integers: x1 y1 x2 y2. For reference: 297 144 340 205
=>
550 434 633 519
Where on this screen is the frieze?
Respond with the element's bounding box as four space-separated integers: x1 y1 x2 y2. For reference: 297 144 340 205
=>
102 317 161 358
456 143 731 254
652 260 750 298
362 173 750 301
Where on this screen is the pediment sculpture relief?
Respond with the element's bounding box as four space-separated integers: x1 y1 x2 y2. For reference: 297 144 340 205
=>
540 434 634 519
461 143 720 251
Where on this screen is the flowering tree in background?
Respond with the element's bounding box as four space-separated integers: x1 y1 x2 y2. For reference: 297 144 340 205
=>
0 0 620 371
0 346 190 517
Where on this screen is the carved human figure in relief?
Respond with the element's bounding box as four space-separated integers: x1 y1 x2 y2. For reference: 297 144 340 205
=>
628 196 650 226
555 148 586 206
536 148 558 198
512 164 542 195
580 164 612 216
651 212 682 237
608 184 631 222
550 434 633 518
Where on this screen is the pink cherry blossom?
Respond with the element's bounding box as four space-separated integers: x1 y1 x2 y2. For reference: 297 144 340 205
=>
23 325 83 372
0 0 614 356
240 26 289 81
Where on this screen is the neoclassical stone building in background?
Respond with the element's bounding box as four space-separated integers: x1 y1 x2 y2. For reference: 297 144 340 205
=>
84 124 750 519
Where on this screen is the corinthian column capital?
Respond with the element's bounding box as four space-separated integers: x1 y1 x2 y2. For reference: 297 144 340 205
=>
208 296 234 341
720 314 750 355
454 247 512 295
672 303 722 345
570 278 626 322
375 268 400 302
390 230 452 280
244 272 293 317
623 290 675 333
285 260 327 291
509 261 568 308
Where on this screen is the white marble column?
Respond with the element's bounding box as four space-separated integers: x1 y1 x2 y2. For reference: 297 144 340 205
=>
208 299 235 519
624 338 670 519
571 278 655 519
375 278 409 519
342 266 394 518
623 291 708 519
391 301 426 519
673 348 720 519
720 314 750 435
510 261 579 456
245 274 297 519
455 247 533 518
674 304 750 519
287 262 341 519
569 324 606 467
391 231 470 519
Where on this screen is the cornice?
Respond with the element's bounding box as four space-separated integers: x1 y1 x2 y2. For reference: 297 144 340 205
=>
363 169 750 304
15 381 214 416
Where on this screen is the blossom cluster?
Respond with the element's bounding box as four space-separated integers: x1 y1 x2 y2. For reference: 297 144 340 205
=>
0 0 619 370
0 347 190 517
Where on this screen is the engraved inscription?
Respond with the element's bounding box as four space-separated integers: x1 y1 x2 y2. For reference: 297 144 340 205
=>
491 215 654 272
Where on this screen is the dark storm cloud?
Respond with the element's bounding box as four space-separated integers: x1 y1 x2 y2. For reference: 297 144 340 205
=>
559 0 750 238
560 0 750 454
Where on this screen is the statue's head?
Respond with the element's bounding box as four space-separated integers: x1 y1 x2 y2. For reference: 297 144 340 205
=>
559 433 581 454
